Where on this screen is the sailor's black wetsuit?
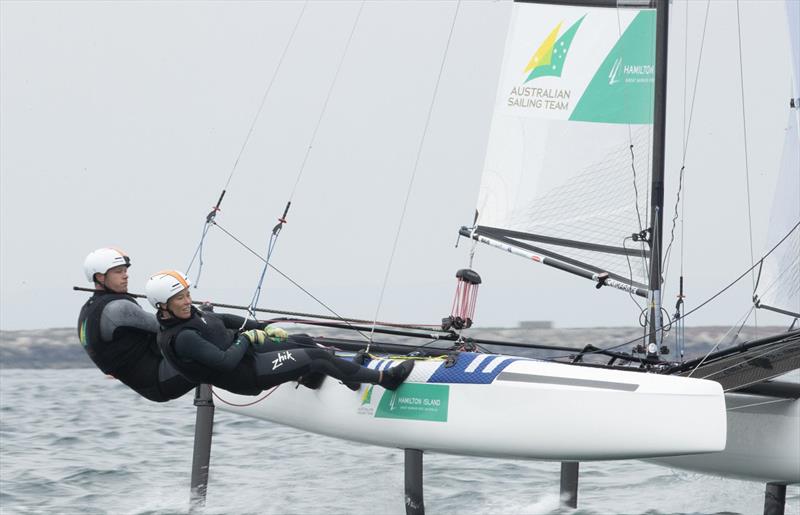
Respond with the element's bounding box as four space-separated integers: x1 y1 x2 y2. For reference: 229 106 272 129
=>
157 307 410 395
77 291 196 402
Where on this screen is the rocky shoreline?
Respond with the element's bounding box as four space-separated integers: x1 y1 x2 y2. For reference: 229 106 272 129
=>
0 325 784 369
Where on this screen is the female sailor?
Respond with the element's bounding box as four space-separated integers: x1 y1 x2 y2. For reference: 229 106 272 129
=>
146 270 414 395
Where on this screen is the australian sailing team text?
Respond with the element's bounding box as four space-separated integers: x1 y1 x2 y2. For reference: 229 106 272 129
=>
507 87 569 109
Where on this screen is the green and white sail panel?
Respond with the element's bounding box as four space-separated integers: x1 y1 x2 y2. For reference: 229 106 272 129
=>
475 0 657 289
756 0 800 315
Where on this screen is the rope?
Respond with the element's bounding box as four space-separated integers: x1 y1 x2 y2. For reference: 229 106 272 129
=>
244 228 282 328
287 0 366 203
214 221 374 341
225 1 309 193
735 0 758 322
368 0 463 351
686 303 755 377
185 2 309 285
186 221 214 287
240 1 367 331
211 384 281 407
546 220 800 360
726 397 794 411
662 0 711 287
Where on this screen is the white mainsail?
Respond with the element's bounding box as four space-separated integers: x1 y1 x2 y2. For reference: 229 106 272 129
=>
475 2 657 288
755 0 800 316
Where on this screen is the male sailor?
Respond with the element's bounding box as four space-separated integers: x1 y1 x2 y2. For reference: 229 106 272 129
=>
146 270 414 395
77 248 196 402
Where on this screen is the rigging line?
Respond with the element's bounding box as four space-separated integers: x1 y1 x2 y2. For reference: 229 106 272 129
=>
240 2 365 327
287 0 366 202
757 253 800 299
680 0 711 160
683 0 688 149
735 0 758 315
629 145 645 235
212 385 280 407
186 221 213 286
622 236 645 312
686 303 755 377
244 231 281 328
661 165 684 283
224 1 309 193
615 6 648 236
185 3 309 282
213 221 373 342
677 222 799 329
662 0 710 287
726 397 794 411
614 6 638 230
367 0 463 350
546 221 800 360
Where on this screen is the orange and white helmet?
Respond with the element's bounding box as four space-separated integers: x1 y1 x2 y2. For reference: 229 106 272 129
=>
83 247 131 283
145 270 191 308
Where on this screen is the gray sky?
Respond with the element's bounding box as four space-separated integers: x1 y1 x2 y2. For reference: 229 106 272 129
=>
1 0 796 332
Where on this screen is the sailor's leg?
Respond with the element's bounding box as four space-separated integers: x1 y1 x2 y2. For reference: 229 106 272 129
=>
303 349 415 390
253 348 414 391
252 348 315 389
304 348 383 384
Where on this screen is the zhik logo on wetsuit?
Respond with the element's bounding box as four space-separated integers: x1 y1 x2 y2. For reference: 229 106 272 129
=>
272 351 296 370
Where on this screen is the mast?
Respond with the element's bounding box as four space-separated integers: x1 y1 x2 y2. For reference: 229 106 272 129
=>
647 0 669 357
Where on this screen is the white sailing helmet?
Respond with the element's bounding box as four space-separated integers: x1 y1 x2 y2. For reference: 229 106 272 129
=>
83 247 131 283
145 270 191 308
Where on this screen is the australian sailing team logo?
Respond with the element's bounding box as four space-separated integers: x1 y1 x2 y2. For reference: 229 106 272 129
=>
357 385 375 416
507 15 585 111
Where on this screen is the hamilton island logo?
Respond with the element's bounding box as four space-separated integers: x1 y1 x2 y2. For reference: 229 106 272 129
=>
608 57 623 85
508 15 585 111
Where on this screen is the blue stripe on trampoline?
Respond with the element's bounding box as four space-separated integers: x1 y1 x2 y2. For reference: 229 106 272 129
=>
363 359 392 372
428 353 519 384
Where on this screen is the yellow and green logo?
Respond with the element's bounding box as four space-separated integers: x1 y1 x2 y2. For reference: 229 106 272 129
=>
360 385 373 405
524 15 585 83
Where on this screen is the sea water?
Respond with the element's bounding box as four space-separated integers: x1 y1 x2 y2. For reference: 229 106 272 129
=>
0 369 797 515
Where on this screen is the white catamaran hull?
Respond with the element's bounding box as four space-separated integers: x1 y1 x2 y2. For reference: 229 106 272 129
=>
216 353 725 460
651 393 800 485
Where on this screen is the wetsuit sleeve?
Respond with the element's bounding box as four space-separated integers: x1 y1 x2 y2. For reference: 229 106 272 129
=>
173 330 248 374
100 300 159 341
216 313 262 331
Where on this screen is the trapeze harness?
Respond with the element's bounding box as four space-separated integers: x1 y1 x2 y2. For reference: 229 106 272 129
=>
157 307 403 395
77 292 195 402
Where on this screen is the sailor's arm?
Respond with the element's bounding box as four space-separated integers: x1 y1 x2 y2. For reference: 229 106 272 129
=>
100 300 159 341
173 330 248 373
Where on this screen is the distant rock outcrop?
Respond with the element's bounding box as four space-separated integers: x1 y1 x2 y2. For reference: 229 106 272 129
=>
1 328 93 369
